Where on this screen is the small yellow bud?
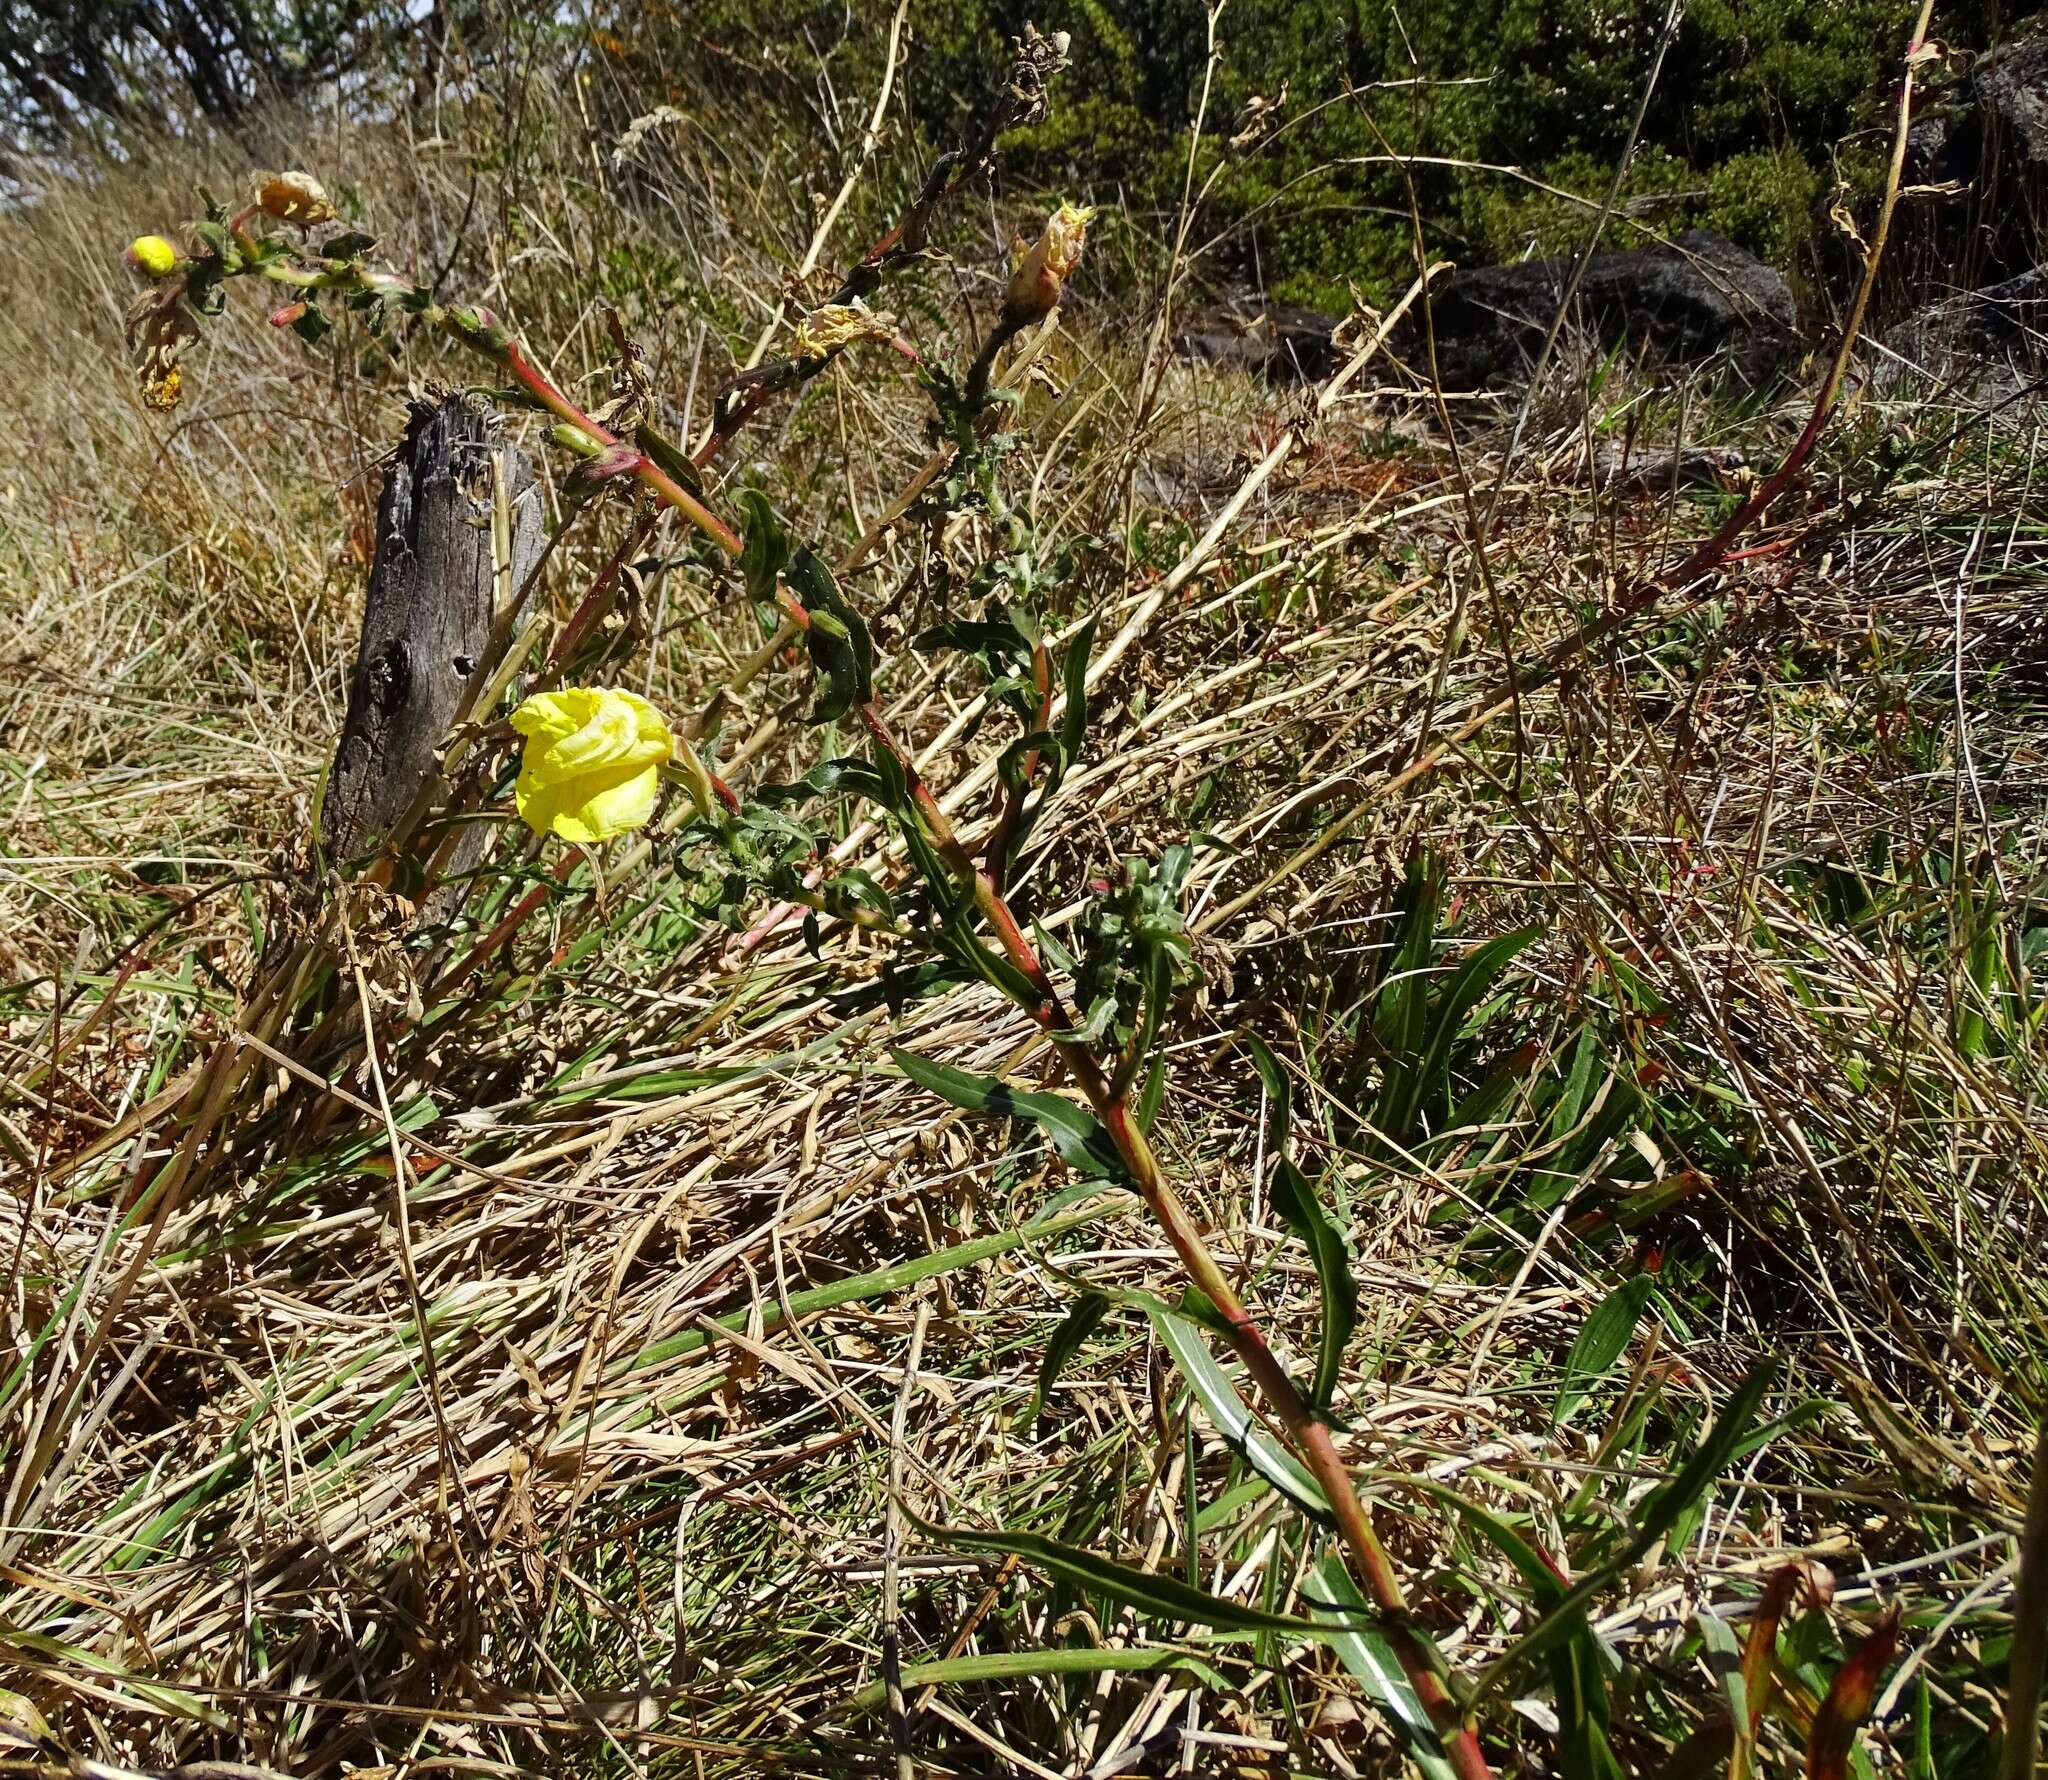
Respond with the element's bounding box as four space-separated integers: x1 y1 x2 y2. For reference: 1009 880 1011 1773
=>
256 171 338 225
789 301 895 365
127 234 180 278
1005 201 1095 323
508 686 674 843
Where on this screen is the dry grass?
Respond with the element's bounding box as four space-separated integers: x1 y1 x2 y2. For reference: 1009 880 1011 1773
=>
2 26 2047 1780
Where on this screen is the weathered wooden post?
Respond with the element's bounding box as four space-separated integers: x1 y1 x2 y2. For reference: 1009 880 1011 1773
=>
325 392 544 861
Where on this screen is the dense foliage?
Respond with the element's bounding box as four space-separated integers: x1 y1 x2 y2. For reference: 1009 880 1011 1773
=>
600 0 2040 306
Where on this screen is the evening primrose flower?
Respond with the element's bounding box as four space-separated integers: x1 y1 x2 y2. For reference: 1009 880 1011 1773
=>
127 234 180 277
508 686 674 843
1004 201 1095 324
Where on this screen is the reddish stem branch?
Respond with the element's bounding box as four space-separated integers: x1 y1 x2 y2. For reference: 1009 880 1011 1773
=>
856 703 1490 1779
499 344 741 555
980 639 1052 888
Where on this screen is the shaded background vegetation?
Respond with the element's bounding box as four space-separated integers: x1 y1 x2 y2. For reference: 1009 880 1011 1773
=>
8 0 2044 302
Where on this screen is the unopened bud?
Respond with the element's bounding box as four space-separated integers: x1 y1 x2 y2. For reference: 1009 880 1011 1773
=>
268 301 308 328
1004 201 1095 324
256 171 338 225
127 234 180 278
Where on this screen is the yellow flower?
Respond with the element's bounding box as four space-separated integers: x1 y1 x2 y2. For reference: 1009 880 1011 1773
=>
127 234 180 277
509 686 674 843
1005 201 1095 323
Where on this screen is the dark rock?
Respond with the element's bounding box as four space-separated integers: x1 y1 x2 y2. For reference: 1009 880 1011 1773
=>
1175 297 1341 383
1977 35 2048 166
1899 33 2048 287
1885 265 2048 395
1387 230 1799 392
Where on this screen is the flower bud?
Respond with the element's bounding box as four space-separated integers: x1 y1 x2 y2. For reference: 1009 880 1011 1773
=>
256 171 338 225
268 301 308 328
127 235 180 278
1004 201 1095 324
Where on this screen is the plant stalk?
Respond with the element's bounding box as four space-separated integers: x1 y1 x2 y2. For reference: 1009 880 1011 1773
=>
857 705 1490 1778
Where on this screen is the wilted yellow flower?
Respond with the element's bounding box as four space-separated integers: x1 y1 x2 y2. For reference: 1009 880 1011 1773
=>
1005 201 1095 323
790 301 895 366
509 686 674 843
256 171 338 225
127 234 180 277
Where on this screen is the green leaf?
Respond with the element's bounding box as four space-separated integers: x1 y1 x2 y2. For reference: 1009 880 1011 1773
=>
1032 1292 1111 1434
1270 1160 1358 1411
1406 927 1541 1134
1474 1360 1780 1698
905 1509 1331 1637
1554 1274 1656 1425
1248 1034 1356 1409
891 1050 1127 1182
1136 1054 1167 1132
1145 1302 1330 1518
1308 1552 1460 1780
846 1645 1231 1713
320 229 378 259
1245 1030 1292 1159
1060 613 1097 771
737 489 791 612
788 547 873 722
289 304 332 346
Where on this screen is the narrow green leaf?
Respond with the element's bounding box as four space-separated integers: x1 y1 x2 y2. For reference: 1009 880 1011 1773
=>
1473 1360 1780 1698
1554 1274 1656 1424
846 1645 1231 1712
1032 1292 1112 1434
1696 1609 1750 1741
1270 1159 1358 1411
1408 927 1541 1133
891 1049 1128 1181
1060 613 1097 769
906 1509 1330 1636
1245 1030 1292 1159
1146 1303 1330 1518
1136 1053 1167 1132
1308 1552 1459 1780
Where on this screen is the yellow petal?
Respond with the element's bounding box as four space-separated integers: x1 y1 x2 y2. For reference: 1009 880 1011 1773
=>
509 686 674 842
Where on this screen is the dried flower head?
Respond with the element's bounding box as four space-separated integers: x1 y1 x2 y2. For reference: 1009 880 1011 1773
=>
789 301 896 366
256 171 338 226
125 281 197 411
1005 201 1095 324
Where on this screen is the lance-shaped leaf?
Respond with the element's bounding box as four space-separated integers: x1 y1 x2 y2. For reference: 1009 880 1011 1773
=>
892 1049 1128 1182
1145 1300 1330 1519
904 1508 1334 1637
1031 1292 1112 1435
1308 1552 1460 1780
1247 1033 1357 1410
1806 1608 1901 1780
1553 1274 1655 1425
1474 1360 1780 1697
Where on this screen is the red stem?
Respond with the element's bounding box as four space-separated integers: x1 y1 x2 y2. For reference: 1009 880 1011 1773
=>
501 342 742 555
856 702 1490 1778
